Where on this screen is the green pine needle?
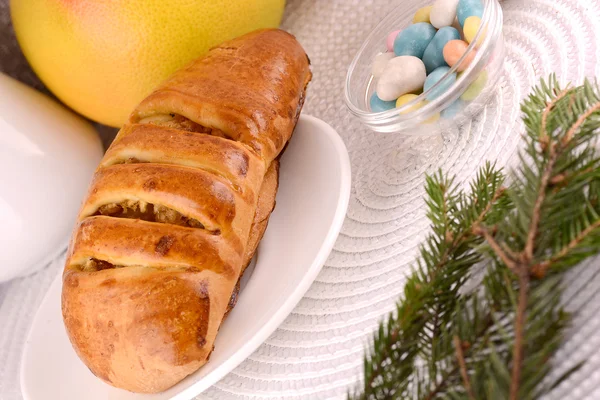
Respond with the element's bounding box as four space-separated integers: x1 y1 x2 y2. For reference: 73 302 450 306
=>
351 76 600 400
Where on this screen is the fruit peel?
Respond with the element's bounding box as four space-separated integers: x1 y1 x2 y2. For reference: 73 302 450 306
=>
11 0 285 127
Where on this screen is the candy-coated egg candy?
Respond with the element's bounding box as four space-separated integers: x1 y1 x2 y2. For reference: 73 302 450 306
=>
441 99 465 118
424 66 456 100
372 52 395 78
377 56 427 101
461 70 487 100
387 30 401 52
443 40 476 71
464 16 483 44
457 0 483 26
396 94 421 113
422 27 461 73
394 23 437 58
430 0 460 28
413 6 433 23
396 94 440 123
370 92 397 112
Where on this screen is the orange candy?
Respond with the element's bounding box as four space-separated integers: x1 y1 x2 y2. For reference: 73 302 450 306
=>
442 40 476 72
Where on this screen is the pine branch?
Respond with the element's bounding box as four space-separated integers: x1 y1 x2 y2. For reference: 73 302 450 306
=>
353 164 508 399
351 76 600 400
472 226 517 271
510 269 529 400
453 335 476 400
532 218 600 278
492 76 600 399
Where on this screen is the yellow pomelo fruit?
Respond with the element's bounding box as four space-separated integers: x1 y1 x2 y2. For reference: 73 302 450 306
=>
11 0 285 127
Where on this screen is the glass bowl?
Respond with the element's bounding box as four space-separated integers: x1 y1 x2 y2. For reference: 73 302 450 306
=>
345 0 504 135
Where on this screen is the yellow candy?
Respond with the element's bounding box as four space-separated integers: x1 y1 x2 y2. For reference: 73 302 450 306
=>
396 94 421 113
461 71 488 101
464 16 484 45
396 94 440 124
413 6 433 23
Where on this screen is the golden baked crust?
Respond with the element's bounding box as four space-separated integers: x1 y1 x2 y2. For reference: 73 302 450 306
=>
225 160 279 317
102 123 266 197
61 28 311 393
130 29 311 164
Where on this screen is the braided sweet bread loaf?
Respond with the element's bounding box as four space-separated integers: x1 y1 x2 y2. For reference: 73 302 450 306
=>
61 29 311 393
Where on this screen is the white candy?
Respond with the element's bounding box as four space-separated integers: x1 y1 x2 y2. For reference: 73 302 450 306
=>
371 52 395 78
376 56 426 101
430 0 460 28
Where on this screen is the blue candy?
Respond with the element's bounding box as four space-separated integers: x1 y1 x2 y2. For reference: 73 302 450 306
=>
441 99 465 119
370 92 397 112
424 66 457 101
393 23 437 58
422 27 461 74
457 0 484 27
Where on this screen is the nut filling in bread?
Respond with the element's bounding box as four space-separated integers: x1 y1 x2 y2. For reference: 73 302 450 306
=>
80 258 125 272
139 113 235 140
93 200 209 230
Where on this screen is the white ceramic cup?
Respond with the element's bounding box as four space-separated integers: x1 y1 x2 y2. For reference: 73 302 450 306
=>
0 73 104 282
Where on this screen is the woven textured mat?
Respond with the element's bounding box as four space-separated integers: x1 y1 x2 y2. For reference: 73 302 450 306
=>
2 0 600 398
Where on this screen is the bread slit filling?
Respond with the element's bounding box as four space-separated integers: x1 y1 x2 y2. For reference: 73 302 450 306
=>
92 200 215 231
76 258 193 272
138 113 236 140
80 258 125 272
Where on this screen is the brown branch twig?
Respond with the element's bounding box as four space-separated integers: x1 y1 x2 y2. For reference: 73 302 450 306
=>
476 187 507 225
472 222 529 400
508 98 600 399
509 270 530 400
507 97 564 400
425 315 495 400
473 226 518 271
524 150 557 261
540 87 572 143
529 101 600 281
430 185 506 279
374 183 507 399
472 162 551 400
524 93 588 260
471 187 512 266
563 101 600 145
501 242 520 261
532 218 600 278
454 336 476 400
421 186 506 399
429 89 599 400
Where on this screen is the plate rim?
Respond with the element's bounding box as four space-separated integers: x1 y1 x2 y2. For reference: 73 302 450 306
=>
20 114 351 400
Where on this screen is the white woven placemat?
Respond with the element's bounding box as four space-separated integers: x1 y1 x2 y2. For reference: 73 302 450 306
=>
2 0 600 398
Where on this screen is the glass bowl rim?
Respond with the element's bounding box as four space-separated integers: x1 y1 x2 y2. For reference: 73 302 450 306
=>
344 0 503 125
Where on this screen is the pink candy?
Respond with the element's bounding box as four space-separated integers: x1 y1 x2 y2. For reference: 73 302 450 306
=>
386 30 401 52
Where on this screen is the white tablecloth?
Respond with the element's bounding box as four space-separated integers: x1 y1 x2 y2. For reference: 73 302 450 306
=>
3 0 600 398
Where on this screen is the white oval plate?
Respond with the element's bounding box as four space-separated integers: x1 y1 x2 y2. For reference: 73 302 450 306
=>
20 115 351 400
